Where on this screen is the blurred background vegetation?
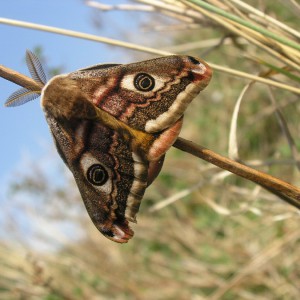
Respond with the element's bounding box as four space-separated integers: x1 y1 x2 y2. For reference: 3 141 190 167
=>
1 0 300 299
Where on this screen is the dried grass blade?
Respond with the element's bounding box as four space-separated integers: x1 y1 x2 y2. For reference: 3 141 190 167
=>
227 0 300 39
186 0 300 51
182 1 300 71
210 228 300 299
268 88 300 171
148 183 201 212
228 83 252 160
0 17 300 94
250 57 300 83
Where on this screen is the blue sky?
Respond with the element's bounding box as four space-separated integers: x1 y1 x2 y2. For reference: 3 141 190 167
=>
0 1 173 245
0 0 152 193
0 0 166 245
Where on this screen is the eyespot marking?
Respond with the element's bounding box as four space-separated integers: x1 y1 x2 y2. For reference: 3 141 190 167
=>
87 163 109 186
134 73 155 92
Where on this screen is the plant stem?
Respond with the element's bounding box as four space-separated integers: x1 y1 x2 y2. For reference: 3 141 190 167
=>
0 65 43 91
1 18 300 94
1 64 299 210
188 0 300 51
174 138 300 209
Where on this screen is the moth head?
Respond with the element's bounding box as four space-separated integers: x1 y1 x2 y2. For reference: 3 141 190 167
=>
41 75 98 121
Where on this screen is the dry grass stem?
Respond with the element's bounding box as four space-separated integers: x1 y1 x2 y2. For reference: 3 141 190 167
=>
210 228 300 299
187 0 300 51
228 83 252 160
0 17 299 94
174 138 300 209
163 37 247 52
267 88 300 171
85 1 154 12
183 1 300 71
228 0 300 39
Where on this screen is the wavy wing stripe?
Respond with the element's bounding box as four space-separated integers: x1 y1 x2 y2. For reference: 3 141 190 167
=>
125 152 148 222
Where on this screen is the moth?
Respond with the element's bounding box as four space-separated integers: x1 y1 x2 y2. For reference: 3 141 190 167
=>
4 51 212 243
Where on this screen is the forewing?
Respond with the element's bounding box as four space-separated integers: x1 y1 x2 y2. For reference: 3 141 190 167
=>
70 55 212 133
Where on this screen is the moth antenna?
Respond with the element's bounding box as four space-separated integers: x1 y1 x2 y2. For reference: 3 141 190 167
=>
26 50 47 85
5 87 40 107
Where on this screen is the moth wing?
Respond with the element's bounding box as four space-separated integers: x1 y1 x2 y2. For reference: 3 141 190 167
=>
71 55 212 133
44 108 149 243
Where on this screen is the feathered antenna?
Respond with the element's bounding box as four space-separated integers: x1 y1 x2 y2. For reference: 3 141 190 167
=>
4 50 47 107
25 50 47 85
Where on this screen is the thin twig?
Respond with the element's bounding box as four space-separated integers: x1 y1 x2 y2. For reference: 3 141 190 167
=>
0 65 43 92
1 65 300 209
173 138 300 209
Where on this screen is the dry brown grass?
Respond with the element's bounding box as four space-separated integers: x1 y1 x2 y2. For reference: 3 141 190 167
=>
1 186 299 299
